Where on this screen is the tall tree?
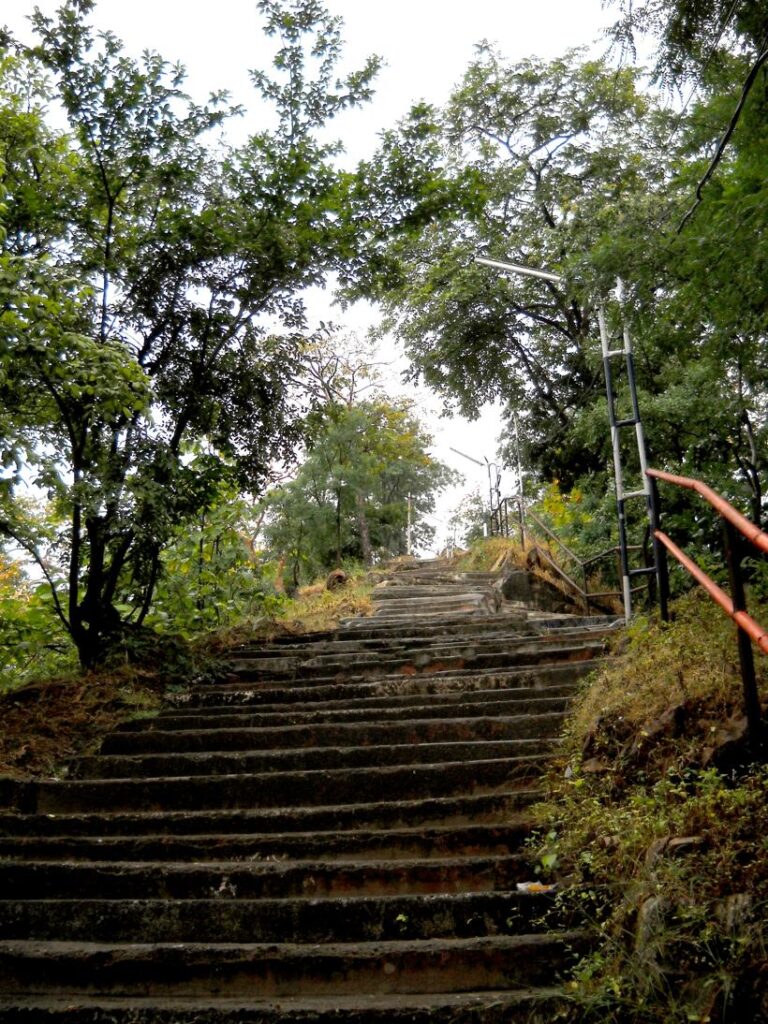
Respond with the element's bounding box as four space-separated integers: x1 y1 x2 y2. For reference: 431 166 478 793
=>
0 0 379 667
263 398 456 587
347 49 670 487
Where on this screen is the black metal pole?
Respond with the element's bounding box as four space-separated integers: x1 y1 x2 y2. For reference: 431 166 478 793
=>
648 476 670 622
723 520 762 755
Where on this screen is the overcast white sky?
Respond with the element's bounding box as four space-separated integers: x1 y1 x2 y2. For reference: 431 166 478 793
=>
3 0 616 549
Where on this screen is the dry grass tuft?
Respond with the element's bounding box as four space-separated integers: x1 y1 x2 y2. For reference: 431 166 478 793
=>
277 574 375 634
0 667 164 779
564 590 766 761
530 588 768 1022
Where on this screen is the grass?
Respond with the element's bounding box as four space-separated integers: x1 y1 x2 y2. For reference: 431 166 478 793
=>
529 588 768 1023
275 572 375 633
0 666 166 779
0 568 376 780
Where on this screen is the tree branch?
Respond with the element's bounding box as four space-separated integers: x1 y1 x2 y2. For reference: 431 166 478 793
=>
678 42 768 232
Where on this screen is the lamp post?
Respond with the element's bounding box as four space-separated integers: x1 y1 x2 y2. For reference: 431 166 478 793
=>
449 446 500 535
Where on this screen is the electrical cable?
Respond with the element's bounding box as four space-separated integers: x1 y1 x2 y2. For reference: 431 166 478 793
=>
678 34 768 231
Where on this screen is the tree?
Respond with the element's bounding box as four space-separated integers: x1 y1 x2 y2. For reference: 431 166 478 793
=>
347 49 671 488
605 0 768 83
0 0 379 667
263 398 456 587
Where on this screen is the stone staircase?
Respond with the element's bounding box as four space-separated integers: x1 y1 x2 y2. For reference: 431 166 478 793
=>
0 558 619 1021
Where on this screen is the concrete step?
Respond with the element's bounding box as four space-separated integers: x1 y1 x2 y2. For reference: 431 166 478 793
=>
31 755 549 814
72 738 556 780
371 597 498 617
142 691 572 730
180 660 596 707
337 613 617 637
234 626 614 657
227 641 607 681
0 890 570 943
0 988 570 1023
102 713 568 754
261 614 532 645
0 822 535 862
0 855 533 899
0 556 615 1016
0 932 591 997
122 698 571 733
372 584 498 598
0 789 542 837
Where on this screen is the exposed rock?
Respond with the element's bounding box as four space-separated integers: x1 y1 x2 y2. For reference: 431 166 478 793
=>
325 568 348 591
645 835 704 870
701 713 749 769
623 703 688 761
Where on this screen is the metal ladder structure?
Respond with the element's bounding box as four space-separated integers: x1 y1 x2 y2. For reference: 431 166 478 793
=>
475 256 661 621
596 285 659 619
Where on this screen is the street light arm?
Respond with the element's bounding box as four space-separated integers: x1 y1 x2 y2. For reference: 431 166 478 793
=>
474 256 564 285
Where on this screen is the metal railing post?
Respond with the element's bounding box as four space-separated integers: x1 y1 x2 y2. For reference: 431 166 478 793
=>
648 475 670 622
722 520 762 753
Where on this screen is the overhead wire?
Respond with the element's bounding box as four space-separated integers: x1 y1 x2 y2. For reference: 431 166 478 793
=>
678 31 768 231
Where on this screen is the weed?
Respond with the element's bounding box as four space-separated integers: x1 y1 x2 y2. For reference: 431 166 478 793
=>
534 590 768 1022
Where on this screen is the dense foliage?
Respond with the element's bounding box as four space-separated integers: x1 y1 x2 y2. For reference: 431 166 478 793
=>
0 0 379 667
347 34 768 549
263 397 456 588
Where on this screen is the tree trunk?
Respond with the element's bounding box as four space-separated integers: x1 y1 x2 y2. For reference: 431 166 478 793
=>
356 492 373 566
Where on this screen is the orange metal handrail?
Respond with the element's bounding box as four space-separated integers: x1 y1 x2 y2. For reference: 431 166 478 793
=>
654 530 768 655
647 468 768 555
647 467 766 752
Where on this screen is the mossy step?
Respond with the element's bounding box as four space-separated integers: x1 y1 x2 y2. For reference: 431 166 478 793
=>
0 790 542 837
228 634 553 666
146 692 572 729
229 632 607 664
229 642 606 681
184 665 593 709
127 696 571 734
72 738 556 780
0 855 533 899
32 755 549 814
0 987 570 1023
0 933 591 997
334 613 616 639
0 890 571 943
372 589 499 598
0 822 536 861
102 713 567 754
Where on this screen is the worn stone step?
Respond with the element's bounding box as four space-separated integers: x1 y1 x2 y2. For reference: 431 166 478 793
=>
0 855 533 900
0 987 570 1023
0 789 541 838
72 738 556 780
102 713 567 755
0 890 569 944
372 594 496 610
228 633 542 664
261 614 531 645
147 692 572 731
370 585 499 598
229 631 607 665
31 755 549 814
228 641 606 681
0 822 535 862
210 662 594 699
128 696 571 735
183 661 595 707
338 616 612 636
0 933 590 997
